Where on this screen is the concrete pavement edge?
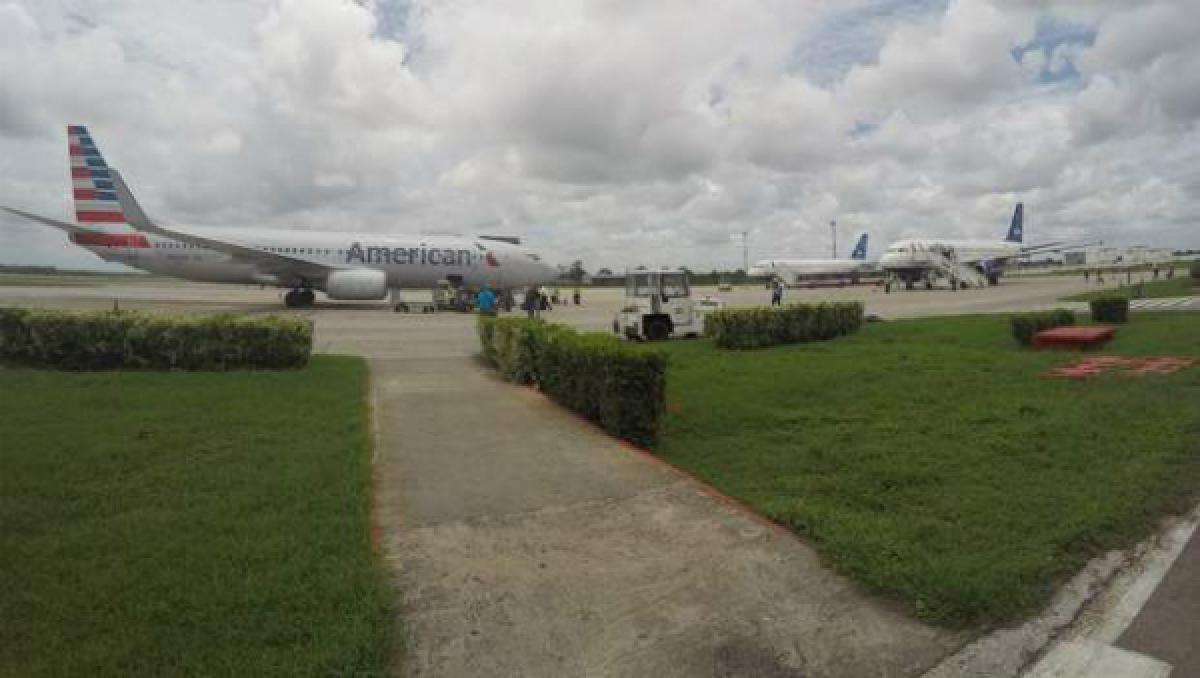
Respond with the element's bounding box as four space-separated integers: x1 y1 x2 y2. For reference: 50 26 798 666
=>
921 506 1200 678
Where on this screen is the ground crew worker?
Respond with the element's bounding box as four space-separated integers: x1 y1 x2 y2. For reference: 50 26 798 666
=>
524 285 540 319
476 285 497 317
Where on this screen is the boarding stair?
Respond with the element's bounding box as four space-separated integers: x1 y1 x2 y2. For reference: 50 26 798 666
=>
927 247 989 289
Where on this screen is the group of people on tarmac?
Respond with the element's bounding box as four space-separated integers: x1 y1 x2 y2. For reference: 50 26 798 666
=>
1083 265 1173 286
474 285 582 317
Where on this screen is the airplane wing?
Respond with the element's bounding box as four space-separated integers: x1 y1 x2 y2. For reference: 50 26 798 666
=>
0 206 93 235
111 169 338 282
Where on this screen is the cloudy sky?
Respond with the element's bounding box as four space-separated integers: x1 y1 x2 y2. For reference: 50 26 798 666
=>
1 0 1197 272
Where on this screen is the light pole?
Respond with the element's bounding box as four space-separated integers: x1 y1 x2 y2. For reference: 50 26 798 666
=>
741 230 748 274
731 230 749 276
831 220 837 258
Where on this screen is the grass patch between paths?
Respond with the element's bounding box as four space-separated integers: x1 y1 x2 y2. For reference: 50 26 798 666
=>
0 356 391 677
653 312 1200 628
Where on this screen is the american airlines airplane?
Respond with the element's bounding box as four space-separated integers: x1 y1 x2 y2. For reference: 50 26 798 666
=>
878 203 1066 290
1 125 559 308
748 233 877 287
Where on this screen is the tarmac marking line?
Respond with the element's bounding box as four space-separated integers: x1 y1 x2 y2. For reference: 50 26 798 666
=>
1023 513 1199 677
1092 517 1199 644
1026 639 1171 678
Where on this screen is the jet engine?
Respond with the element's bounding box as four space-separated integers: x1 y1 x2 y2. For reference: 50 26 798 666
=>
323 269 389 300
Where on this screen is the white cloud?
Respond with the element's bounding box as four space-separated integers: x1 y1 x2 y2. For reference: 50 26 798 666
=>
0 0 1197 274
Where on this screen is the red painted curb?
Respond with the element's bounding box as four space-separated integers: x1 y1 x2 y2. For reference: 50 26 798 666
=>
523 382 790 536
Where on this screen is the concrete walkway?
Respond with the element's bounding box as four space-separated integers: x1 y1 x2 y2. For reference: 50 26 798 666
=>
316 311 961 677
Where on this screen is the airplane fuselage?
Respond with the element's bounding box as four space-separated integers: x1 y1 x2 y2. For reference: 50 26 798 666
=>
74 227 554 292
879 238 1021 282
749 258 878 285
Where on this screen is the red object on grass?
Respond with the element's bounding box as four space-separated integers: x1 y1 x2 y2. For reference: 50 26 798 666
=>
1045 355 1196 380
1033 325 1115 349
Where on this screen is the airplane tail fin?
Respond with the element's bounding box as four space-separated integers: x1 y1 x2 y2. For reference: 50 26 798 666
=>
67 125 130 231
1005 202 1024 243
850 233 868 259
110 168 156 232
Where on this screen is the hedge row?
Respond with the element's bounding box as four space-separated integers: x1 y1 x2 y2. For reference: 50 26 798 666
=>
703 302 865 350
1010 309 1076 346
1090 296 1130 323
0 307 312 370
478 317 666 447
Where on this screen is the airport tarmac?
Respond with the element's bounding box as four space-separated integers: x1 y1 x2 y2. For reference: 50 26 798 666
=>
0 275 1192 677
0 272 1113 328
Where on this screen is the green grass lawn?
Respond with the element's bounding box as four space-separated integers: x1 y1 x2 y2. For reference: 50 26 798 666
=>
1061 276 1197 302
0 356 392 677
653 313 1200 628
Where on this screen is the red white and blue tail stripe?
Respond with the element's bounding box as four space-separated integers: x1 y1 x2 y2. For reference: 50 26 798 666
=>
68 125 127 226
65 125 152 248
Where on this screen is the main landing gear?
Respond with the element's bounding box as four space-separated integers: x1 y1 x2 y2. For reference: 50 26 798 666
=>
284 288 315 308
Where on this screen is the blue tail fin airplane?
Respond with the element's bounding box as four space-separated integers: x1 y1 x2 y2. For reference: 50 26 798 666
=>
748 231 878 287
850 233 869 259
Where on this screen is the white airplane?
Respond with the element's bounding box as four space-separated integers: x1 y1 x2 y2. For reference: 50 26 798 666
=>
1 125 559 308
748 233 877 287
878 203 1066 290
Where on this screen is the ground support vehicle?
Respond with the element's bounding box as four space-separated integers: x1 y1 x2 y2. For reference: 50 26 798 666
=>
389 287 437 313
429 280 475 312
613 271 724 340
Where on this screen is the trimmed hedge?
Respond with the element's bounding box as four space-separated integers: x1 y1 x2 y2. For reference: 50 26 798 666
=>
1090 296 1130 323
0 307 311 370
478 317 666 447
703 302 865 350
1010 309 1076 346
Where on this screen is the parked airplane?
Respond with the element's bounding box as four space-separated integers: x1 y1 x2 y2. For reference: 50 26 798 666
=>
748 233 878 287
1 125 558 308
878 203 1065 290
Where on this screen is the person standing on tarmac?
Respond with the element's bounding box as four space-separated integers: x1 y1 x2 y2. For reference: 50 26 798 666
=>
476 285 497 317
770 279 784 306
524 285 540 319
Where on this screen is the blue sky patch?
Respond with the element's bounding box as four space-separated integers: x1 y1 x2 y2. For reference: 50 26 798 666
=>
791 0 948 87
1012 17 1096 85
